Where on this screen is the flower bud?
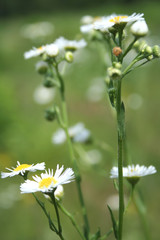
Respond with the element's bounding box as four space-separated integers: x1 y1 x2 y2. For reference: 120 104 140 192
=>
147 55 153 61
144 45 152 55
113 62 122 69
152 45 160 58
131 20 148 37
65 51 74 63
45 107 57 121
108 67 121 80
43 77 56 88
45 44 59 57
112 47 122 57
35 61 48 74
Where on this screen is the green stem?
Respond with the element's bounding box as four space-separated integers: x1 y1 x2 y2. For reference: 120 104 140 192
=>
55 64 90 239
50 193 65 240
57 202 86 240
116 79 124 240
133 190 151 240
121 37 139 61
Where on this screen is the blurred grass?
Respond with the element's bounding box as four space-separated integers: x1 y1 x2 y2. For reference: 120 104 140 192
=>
0 1 160 240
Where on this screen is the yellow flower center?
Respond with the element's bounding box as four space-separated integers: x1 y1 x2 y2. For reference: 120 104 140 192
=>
38 46 43 50
39 177 57 189
14 164 32 172
109 16 128 23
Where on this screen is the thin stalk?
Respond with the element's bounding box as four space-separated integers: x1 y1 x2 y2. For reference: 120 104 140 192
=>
116 79 124 240
57 202 86 240
50 193 65 240
121 37 138 61
55 64 90 239
133 190 151 240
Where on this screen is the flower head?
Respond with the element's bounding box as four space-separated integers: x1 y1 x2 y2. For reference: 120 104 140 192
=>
1 161 45 178
24 46 46 59
52 123 91 145
110 164 156 185
20 165 74 194
108 13 144 27
131 20 149 37
54 37 87 51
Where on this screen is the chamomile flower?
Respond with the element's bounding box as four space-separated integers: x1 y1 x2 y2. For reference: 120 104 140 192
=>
24 45 46 59
110 164 157 185
131 20 149 37
1 161 45 178
54 37 87 51
45 43 59 57
108 13 144 27
20 166 74 194
52 123 91 144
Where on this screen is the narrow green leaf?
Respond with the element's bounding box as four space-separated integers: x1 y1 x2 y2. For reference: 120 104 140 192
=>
90 228 101 240
107 205 118 239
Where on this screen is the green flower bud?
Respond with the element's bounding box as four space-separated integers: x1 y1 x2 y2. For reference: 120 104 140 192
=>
147 55 154 61
108 67 121 80
45 107 57 121
152 45 160 58
36 61 48 74
104 76 110 87
144 45 152 55
113 62 122 69
65 51 74 63
43 77 56 88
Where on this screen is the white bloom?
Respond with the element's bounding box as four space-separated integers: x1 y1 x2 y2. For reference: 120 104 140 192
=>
24 46 46 59
52 123 91 144
110 164 157 179
1 161 45 178
131 20 148 37
45 43 59 57
93 17 111 32
80 24 94 34
20 165 75 193
33 85 55 105
54 37 87 51
108 13 144 27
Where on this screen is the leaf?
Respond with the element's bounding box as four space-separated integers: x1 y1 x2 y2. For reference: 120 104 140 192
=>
108 87 116 108
107 205 118 239
90 228 101 240
113 179 119 192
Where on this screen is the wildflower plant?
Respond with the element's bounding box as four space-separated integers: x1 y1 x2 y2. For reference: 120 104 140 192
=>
1 11 160 240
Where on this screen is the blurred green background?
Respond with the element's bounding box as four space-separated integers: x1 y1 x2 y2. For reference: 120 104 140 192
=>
0 0 160 239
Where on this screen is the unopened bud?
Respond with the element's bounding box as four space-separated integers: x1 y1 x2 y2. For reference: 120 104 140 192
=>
152 45 160 58
144 45 152 55
43 77 56 88
131 20 148 37
105 76 110 86
112 47 122 57
65 51 74 63
113 62 122 69
45 107 57 121
108 67 121 80
147 55 154 61
36 61 48 74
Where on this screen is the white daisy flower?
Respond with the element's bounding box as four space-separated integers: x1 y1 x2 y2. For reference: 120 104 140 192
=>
24 45 46 59
93 17 111 32
80 24 94 34
52 123 91 144
131 20 149 37
45 43 59 57
54 37 87 51
1 161 45 178
108 13 144 27
110 164 157 179
20 165 75 193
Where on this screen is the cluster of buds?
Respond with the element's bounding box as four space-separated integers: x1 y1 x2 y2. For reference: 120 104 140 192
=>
107 62 122 81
